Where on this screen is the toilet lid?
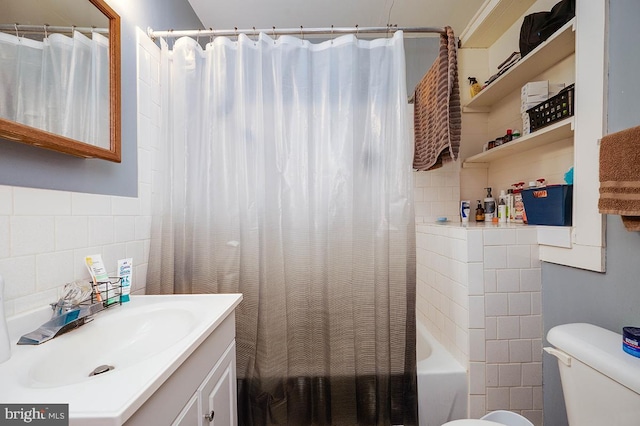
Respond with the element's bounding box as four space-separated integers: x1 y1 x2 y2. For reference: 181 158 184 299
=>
442 420 505 426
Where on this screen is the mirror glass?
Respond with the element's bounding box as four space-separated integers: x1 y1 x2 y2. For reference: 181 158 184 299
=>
0 0 120 162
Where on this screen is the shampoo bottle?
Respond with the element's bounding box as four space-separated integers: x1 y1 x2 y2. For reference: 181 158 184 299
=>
0 275 11 364
498 190 507 223
484 187 496 221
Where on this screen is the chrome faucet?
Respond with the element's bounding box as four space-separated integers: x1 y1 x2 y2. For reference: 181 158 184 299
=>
17 302 104 345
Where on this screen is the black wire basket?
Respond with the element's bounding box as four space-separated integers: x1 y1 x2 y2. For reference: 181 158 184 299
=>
526 84 574 133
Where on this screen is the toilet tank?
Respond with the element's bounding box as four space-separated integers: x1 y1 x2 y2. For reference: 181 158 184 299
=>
545 323 640 426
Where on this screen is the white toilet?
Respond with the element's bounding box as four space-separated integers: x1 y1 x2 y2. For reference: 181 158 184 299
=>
444 322 640 426
544 322 640 425
441 410 533 426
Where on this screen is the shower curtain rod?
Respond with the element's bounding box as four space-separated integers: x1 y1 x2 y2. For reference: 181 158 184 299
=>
147 25 445 40
0 24 109 36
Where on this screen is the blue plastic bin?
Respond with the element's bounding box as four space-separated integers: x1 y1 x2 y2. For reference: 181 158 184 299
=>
522 184 573 226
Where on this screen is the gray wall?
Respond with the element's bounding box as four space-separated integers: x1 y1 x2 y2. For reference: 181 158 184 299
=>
404 37 440 97
0 0 203 196
543 1 640 424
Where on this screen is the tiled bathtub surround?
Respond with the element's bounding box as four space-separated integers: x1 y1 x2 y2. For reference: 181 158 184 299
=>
416 223 542 425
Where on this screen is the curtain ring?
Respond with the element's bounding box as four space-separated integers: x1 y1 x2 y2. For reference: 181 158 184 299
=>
14 23 19 38
43 24 48 39
300 25 304 40
72 25 76 36
209 28 214 44
234 27 238 39
331 25 334 44
272 26 276 44
355 24 359 38
196 29 200 44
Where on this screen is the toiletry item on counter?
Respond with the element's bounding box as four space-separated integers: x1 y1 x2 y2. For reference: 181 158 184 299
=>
506 189 514 222
475 200 485 222
117 258 133 303
0 275 11 363
460 200 470 223
512 129 521 140
52 280 93 316
623 327 640 358
484 187 496 221
85 254 119 305
498 190 507 223
468 77 482 98
511 182 526 223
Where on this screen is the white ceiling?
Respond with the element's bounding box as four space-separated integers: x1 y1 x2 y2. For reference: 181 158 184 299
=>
187 0 486 38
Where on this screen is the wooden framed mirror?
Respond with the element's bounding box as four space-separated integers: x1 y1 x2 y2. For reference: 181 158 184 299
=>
0 0 121 162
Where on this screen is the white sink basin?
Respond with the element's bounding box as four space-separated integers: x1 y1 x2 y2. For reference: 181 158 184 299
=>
28 305 197 388
0 294 242 425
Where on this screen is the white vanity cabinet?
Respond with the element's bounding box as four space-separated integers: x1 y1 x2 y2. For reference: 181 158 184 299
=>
1 294 243 426
172 341 237 426
199 342 237 426
125 309 239 426
172 395 199 426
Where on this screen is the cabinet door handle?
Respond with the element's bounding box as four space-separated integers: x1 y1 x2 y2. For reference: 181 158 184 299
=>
204 410 215 422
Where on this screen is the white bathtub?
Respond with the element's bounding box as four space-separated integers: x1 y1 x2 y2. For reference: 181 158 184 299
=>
417 319 467 426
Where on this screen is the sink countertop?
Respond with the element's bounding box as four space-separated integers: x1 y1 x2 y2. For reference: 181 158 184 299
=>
0 293 243 425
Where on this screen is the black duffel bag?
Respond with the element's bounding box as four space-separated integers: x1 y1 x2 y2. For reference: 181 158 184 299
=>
519 0 575 58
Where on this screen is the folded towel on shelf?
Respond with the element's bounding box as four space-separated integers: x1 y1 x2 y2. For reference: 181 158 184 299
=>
598 125 640 231
412 26 461 171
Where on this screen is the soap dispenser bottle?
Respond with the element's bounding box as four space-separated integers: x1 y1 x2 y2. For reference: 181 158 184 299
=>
0 275 11 364
484 187 496 221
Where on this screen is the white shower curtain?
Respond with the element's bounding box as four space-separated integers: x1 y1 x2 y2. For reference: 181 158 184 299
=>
148 31 417 425
0 31 109 148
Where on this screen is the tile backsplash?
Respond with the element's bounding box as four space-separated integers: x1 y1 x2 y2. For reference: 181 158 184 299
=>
0 187 151 317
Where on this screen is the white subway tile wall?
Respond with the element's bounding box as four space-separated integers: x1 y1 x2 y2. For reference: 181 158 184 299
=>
0 29 161 317
414 161 461 224
416 223 542 425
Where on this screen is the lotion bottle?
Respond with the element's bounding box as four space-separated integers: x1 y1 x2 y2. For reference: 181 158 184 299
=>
484 187 496 221
0 275 11 364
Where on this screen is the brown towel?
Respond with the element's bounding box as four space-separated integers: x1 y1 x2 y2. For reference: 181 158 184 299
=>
598 125 640 231
412 26 461 171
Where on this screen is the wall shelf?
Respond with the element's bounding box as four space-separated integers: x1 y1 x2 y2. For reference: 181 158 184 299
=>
460 0 536 48
464 117 574 165
463 18 576 111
